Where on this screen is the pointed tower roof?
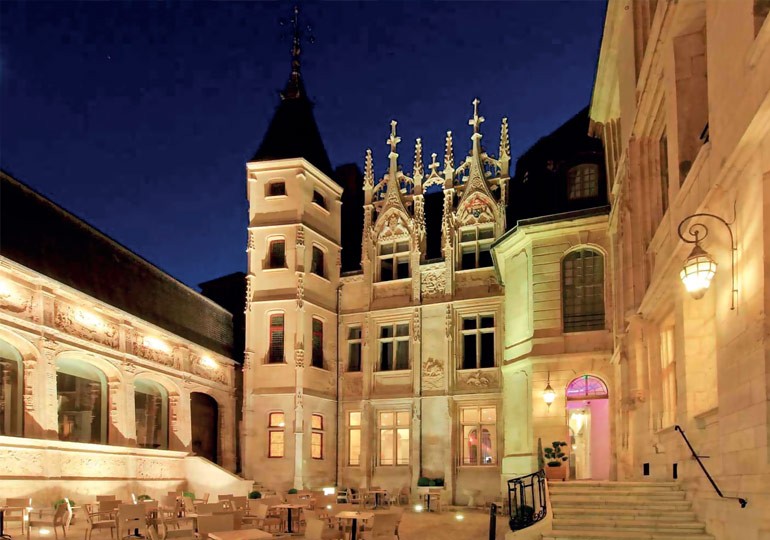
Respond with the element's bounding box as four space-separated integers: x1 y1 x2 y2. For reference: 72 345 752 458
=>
251 6 333 178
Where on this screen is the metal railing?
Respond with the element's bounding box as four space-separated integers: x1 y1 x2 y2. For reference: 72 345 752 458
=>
674 425 747 508
507 469 547 531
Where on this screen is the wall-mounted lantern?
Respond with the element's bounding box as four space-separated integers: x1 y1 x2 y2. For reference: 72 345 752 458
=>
543 371 556 409
677 211 737 309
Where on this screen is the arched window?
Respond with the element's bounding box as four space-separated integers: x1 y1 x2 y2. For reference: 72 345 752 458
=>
56 358 107 444
191 392 219 464
567 164 599 200
266 239 286 269
268 313 285 363
562 249 605 332
0 338 23 437
134 379 168 449
566 375 608 400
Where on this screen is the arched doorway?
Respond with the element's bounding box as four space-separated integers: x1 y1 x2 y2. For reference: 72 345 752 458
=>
135 379 169 449
190 392 219 464
566 375 609 480
56 358 108 444
0 338 23 437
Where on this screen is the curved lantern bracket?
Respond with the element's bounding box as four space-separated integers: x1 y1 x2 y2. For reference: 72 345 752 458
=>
677 207 737 310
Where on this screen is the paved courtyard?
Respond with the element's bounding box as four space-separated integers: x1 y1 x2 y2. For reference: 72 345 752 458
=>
13 507 507 540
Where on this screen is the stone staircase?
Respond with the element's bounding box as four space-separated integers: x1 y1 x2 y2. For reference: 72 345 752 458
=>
543 481 713 540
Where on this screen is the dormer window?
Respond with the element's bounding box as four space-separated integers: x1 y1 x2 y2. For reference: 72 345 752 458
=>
567 164 599 200
312 190 327 209
378 240 410 281
268 182 286 197
267 239 286 269
459 225 494 269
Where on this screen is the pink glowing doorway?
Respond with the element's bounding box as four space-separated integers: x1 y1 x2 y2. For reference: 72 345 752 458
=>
566 375 610 480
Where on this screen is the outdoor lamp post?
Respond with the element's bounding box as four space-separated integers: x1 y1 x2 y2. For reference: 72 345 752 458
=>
677 211 737 309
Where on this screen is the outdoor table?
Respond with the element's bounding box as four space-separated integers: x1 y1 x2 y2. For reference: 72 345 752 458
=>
335 511 373 540
416 487 443 512
208 529 272 540
367 489 388 509
271 504 306 534
0 506 10 540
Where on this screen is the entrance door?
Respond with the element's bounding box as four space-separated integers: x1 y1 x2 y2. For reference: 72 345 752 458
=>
191 392 219 465
566 375 609 480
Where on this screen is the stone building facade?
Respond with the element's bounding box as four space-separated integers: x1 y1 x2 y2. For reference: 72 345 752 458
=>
585 0 769 538
0 172 246 500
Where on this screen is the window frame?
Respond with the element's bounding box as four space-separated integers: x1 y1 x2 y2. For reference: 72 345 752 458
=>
348 411 362 466
377 239 411 282
459 405 498 467
378 410 410 466
567 164 600 200
346 326 362 372
268 313 285 364
311 317 324 369
312 190 327 210
310 245 326 279
268 411 285 458
377 322 410 371
458 225 495 270
459 314 496 370
311 413 324 460
266 238 287 269
267 181 287 197
562 249 605 333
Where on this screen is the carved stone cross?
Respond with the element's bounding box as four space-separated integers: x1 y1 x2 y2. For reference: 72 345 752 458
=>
469 98 485 134
387 119 401 154
429 152 439 175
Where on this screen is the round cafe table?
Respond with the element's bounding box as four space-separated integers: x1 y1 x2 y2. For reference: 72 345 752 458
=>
271 503 306 533
335 511 373 540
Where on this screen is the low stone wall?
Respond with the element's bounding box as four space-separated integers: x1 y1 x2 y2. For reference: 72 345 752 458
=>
0 436 187 503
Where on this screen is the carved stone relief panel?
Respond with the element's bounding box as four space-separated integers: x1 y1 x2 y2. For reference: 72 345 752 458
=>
455 369 501 391
420 267 447 300
0 280 34 320
53 300 120 348
422 357 444 391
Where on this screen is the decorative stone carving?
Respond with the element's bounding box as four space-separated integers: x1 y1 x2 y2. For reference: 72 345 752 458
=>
421 267 447 298
134 337 175 367
22 358 36 411
169 394 180 433
296 273 304 309
412 308 420 342
53 301 119 348
296 226 305 247
122 358 138 373
247 230 255 251
191 354 228 385
107 380 121 426
243 351 253 371
0 281 33 318
456 369 500 390
245 274 253 313
445 305 452 339
295 348 305 368
422 357 444 391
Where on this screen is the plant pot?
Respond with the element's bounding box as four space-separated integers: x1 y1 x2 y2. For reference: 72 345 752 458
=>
545 465 566 481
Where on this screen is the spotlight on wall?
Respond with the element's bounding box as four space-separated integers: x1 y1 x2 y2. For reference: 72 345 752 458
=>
677 210 737 309
201 356 217 369
143 336 171 354
543 371 556 409
74 308 104 330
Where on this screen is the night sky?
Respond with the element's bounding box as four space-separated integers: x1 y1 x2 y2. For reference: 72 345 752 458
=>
0 1 606 290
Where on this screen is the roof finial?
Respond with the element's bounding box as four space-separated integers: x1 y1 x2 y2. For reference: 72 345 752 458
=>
364 148 374 189
413 138 424 183
499 117 510 158
429 152 440 175
387 120 401 155
444 131 454 171
469 98 485 135
280 5 313 100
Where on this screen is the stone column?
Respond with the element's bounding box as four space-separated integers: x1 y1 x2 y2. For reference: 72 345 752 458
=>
501 364 535 483
38 337 59 439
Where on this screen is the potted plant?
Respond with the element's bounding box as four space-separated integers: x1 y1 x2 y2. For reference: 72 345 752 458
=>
543 441 568 481
417 477 431 487
287 488 298 495
137 494 153 501
248 491 262 500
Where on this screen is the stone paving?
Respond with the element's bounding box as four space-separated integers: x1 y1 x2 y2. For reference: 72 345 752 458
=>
13 507 505 540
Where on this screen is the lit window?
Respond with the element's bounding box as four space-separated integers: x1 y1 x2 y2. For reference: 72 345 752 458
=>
56 358 107 445
378 240 410 281
311 246 325 278
379 411 410 466
460 406 497 466
347 326 362 372
311 413 324 460
460 315 495 370
378 323 410 371
562 250 605 332
267 239 286 269
459 226 494 269
268 314 285 363
566 375 608 400
313 190 327 209
567 164 599 200
0 338 22 437
269 182 286 197
659 326 676 428
348 411 361 466
312 318 324 369
268 412 285 458
134 379 168 450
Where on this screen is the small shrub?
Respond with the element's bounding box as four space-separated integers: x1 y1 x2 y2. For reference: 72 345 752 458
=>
288 488 298 495
433 478 444 487
137 495 152 501
248 491 262 500
543 441 568 467
53 499 74 509
417 477 431 487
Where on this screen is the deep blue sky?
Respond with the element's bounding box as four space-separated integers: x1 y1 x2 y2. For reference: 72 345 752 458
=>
0 1 606 289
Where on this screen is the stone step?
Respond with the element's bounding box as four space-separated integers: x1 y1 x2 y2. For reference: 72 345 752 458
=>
549 499 692 511
542 530 713 540
549 486 680 495
553 518 706 533
551 489 686 501
553 509 697 521
549 481 678 490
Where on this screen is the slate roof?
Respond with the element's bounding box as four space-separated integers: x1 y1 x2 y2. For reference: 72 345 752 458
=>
0 171 234 357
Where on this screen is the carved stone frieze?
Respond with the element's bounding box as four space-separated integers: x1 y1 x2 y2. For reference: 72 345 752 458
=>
420 267 447 299
422 357 444 391
0 282 34 318
134 338 175 368
456 369 500 390
191 354 228 385
53 301 120 348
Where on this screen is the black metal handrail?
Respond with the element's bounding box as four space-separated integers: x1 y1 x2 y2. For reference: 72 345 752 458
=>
507 469 547 531
674 425 747 508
